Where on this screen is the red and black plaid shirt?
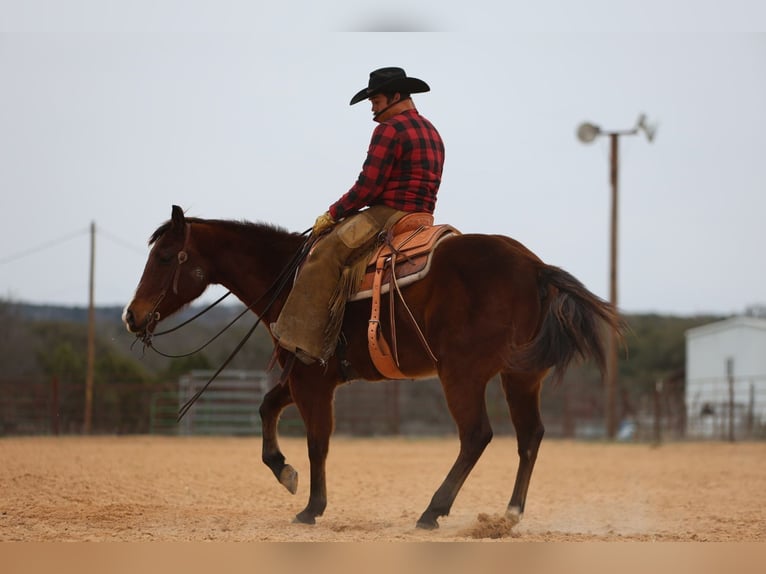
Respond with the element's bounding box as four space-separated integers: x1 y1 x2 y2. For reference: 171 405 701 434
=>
329 109 445 220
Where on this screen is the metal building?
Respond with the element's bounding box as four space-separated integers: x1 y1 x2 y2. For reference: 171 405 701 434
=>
685 316 766 439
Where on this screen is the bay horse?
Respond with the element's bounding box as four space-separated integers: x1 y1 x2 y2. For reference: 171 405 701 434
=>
123 205 622 530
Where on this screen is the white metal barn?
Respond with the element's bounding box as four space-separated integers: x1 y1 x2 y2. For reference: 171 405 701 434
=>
685 316 766 439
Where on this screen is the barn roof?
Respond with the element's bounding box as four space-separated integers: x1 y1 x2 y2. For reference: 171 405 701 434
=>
686 315 766 340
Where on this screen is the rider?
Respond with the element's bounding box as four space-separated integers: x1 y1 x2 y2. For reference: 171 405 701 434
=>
271 67 445 365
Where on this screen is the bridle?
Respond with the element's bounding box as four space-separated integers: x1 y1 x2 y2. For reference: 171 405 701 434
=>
135 222 194 341
170 222 191 296
134 222 235 351
131 220 315 420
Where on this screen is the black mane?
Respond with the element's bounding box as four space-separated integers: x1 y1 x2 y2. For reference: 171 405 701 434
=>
148 217 295 246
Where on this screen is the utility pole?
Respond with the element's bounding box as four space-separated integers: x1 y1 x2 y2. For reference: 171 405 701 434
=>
577 114 656 439
726 357 735 442
84 221 95 434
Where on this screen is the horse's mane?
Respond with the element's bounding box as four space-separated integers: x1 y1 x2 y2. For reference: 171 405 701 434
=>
148 217 294 246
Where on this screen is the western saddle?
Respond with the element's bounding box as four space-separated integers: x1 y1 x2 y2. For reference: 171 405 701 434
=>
348 212 460 379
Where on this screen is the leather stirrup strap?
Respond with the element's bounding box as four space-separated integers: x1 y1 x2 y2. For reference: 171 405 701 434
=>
389 252 399 366
385 232 438 365
391 264 438 363
368 256 408 379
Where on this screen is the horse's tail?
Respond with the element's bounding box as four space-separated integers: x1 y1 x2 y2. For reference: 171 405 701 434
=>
513 264 625 382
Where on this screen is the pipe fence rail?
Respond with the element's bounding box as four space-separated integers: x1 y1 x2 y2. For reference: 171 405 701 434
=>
2 372 764 441
686 375 766 441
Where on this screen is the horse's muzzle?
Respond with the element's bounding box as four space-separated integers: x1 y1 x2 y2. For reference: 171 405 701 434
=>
122 306 141 334
122 304 158 335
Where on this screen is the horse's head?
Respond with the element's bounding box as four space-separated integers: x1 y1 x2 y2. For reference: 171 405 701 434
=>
123 205 210 338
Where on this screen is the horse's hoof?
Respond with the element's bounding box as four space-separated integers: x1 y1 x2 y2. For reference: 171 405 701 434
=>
416 517 439 530
505 506 523 526
293 511 316 525
279 465 298 494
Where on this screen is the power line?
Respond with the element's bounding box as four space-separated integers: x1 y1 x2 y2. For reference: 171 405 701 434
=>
0 225 148 266
98 227 147 255
0 227 89 265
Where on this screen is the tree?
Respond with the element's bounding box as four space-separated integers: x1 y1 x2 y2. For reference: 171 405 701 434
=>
0 300 39 376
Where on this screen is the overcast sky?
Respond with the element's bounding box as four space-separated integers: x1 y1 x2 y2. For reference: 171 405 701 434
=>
1 2 765 316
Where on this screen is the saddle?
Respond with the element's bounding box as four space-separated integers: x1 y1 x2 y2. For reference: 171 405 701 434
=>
348 212 460 380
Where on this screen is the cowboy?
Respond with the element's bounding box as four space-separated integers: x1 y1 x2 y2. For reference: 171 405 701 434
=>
271 67 445 364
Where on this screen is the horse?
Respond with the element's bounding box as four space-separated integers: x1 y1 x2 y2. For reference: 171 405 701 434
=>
123 205 623 530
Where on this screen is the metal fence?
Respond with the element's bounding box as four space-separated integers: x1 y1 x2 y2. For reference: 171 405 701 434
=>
162 371 269 435
0 376 164 435
2 371 762 441
686 375 766 440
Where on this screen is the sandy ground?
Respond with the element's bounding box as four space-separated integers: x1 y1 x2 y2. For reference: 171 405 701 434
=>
0 435 764 542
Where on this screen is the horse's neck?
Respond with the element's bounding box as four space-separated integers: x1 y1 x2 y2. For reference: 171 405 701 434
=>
198 222 299 318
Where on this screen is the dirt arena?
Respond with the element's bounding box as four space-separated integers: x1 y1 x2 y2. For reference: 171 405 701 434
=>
1 436 764 542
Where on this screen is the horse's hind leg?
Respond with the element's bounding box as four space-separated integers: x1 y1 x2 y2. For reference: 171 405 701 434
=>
501 371 545 524
417 376 493 529
259 382 298 494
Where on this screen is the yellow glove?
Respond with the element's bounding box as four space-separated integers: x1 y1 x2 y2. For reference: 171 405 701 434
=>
312 211 336 235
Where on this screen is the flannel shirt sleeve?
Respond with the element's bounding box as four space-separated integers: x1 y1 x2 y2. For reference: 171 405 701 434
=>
328 123 399 220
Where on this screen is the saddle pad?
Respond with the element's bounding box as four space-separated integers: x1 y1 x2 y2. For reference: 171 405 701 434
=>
348 224 459 302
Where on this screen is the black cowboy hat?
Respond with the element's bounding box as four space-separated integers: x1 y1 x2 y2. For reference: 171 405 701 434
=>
349 67 430 105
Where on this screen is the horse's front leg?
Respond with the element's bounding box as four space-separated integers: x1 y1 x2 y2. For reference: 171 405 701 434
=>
290 374 335 525
259 381 298 494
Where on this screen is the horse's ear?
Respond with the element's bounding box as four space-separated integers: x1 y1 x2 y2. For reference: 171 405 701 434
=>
171 205 185 234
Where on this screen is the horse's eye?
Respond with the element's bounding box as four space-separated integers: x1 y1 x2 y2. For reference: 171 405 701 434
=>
156 252 174 265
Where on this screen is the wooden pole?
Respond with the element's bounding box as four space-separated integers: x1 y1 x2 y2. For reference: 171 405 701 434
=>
653 379 663 446
605 134 619 440
578 115 655 439
84 221 96 434
726 358 735 442
747 382 755 438
51 375 60 436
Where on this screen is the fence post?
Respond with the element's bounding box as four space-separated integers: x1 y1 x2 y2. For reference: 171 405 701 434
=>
50 376 60 436
726 358 735 442
653 379 663 445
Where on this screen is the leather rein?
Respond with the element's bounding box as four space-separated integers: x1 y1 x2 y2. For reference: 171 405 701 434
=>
132 222 313 420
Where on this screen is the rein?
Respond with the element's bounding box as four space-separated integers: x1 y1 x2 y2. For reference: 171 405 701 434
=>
136 222 305 357
136 293 241 360
176 229 313 421
134 222 314 421
132 222 232 356
130 290 233 358
152 291 232 338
